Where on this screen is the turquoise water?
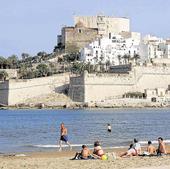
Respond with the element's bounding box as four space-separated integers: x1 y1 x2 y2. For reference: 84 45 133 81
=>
0 108 170 153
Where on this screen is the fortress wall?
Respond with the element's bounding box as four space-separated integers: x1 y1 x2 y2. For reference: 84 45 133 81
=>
0 81 9 105
0 74 70 106
69 76 84 102
0 69 18 79
70 66 170 103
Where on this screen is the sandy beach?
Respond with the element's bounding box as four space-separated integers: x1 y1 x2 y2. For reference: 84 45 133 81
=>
0 147 170 169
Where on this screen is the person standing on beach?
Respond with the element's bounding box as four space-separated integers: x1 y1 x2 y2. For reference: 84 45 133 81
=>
59 123 72 151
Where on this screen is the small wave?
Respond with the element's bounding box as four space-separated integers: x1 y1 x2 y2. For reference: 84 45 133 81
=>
103 146 128 149
32 144 93 148
139 140 170 145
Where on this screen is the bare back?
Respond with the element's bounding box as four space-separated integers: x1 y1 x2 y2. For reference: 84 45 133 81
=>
159 142 167 154
81 148 91 158
147 145 156 154
61 126 67 136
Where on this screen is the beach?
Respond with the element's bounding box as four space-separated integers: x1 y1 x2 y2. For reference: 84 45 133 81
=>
0 149 170 169
1 109 170 169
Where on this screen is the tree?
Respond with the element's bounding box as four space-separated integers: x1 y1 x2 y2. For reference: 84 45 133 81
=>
36 64 49 77
21 53 30 60
0 56 6 69
7 55 18 68
63 53 80 62
37 51 48 61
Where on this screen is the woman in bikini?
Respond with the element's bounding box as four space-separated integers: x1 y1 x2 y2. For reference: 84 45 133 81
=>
93 141 105 159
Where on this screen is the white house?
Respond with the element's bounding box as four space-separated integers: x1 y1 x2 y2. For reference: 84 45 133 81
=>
80 33 140 65
139 34 170 60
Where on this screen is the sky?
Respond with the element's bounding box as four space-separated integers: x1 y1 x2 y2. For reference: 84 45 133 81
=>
0 0 170 57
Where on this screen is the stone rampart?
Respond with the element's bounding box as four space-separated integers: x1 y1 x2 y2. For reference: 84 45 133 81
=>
69 66 170 102
0 73 70 105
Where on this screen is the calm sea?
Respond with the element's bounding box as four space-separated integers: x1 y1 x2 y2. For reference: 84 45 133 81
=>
0 108 170 153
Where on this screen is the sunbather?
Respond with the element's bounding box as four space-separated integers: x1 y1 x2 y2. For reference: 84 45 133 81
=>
133 138 142 155
141 141 156 156
93 141 105 159
71 145 92 160
120 144 137 157
157 137 167 156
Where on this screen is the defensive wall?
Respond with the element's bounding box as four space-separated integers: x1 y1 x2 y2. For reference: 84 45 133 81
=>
69 66 170 102
0 73 70 105
0 69 18 79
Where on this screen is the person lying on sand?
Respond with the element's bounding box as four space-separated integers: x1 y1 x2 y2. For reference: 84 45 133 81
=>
157 137 167 156
120 144 137 157
93 141 105 159
71 145 92 160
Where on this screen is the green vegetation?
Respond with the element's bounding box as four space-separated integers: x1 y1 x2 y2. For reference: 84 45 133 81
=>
0 70 8 81
0 45 141 80
123 92 145 98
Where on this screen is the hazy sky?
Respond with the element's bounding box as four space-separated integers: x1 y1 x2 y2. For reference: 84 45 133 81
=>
0 0 169 57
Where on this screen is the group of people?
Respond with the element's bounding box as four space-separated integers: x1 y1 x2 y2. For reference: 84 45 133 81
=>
58 123 168 160
71 141 105 160
120 137 167 157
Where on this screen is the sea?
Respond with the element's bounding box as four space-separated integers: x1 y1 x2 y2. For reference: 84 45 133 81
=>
0 108 170 154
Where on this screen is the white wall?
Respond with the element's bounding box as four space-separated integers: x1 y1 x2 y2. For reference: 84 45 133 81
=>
0 74 70 105
70 66 170 103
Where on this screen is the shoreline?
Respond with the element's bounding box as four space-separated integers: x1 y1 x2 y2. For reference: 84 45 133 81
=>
1 104 170 110
1 145 170 157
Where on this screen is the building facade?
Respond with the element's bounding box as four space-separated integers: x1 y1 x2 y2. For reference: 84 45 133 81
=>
80 33 140 65
139 35 170 60
61 25 98 53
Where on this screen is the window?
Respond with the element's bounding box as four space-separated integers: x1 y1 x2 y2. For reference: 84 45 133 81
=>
78 29 82 33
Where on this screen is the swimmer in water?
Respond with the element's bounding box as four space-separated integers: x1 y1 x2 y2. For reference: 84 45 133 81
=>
107 123 111 132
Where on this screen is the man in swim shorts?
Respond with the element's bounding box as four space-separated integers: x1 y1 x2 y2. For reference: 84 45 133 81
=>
59 123 72 151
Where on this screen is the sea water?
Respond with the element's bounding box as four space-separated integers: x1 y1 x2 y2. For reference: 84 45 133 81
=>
0 108 170 153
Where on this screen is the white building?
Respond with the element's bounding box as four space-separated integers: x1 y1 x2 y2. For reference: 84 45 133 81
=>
80 33 140 65
139 35 170 60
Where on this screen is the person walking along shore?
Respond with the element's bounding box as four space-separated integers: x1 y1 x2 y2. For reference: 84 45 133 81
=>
59 123 72 151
